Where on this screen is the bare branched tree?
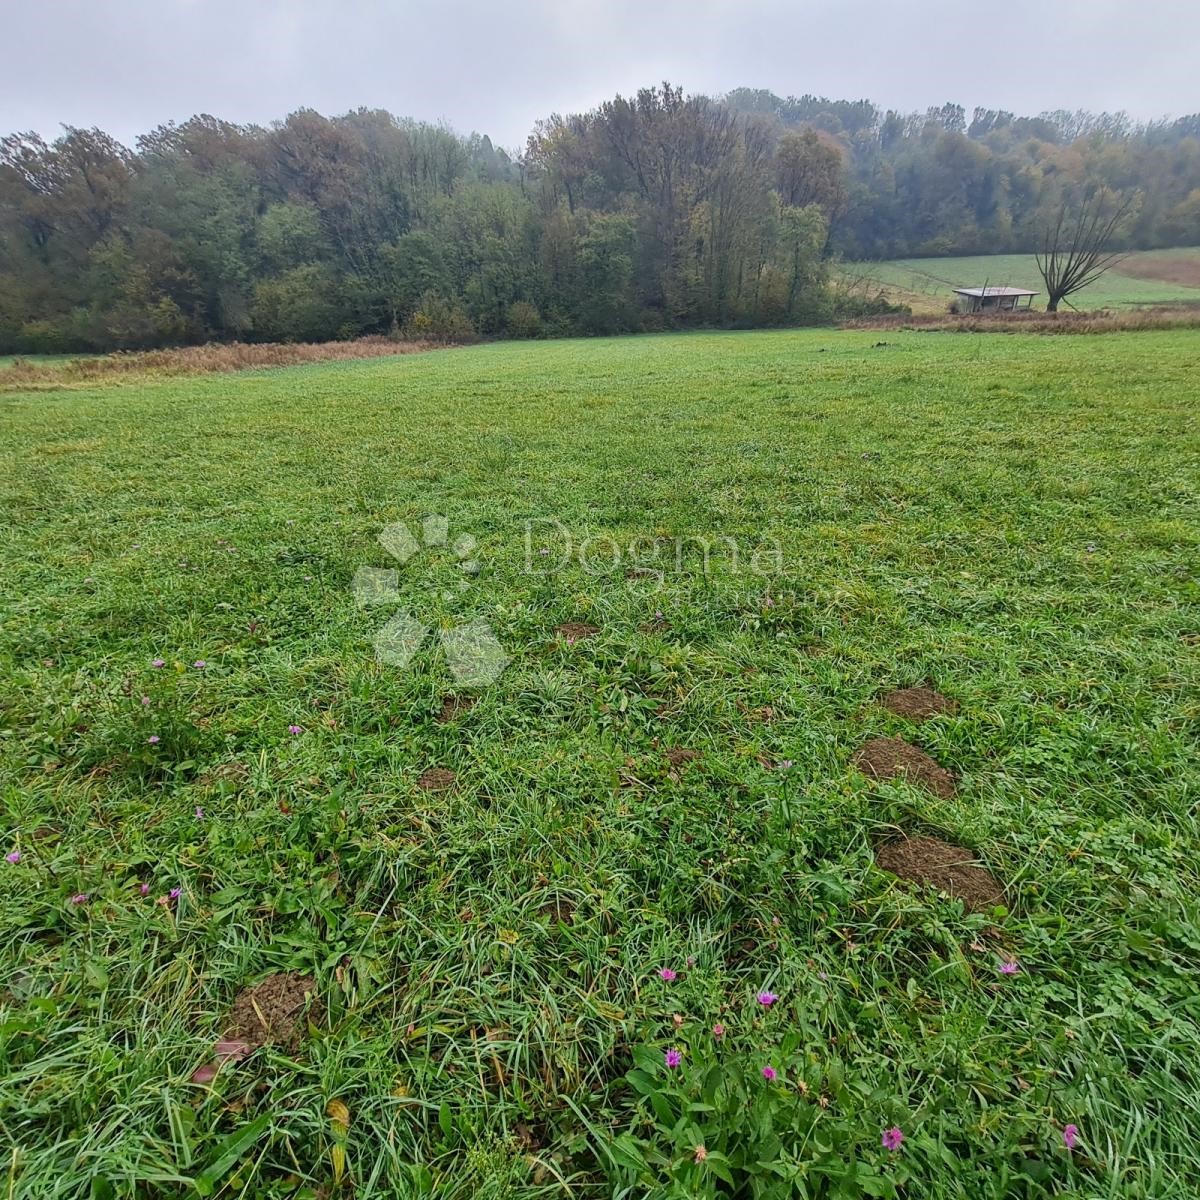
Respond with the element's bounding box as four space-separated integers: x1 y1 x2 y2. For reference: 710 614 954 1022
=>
1036 190 1135 311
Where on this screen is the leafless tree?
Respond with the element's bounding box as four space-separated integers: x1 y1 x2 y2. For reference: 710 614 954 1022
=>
1036 190 1134 311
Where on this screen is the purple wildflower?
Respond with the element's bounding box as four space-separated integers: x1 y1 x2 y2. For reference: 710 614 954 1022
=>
169 887 182 900
140 882 150 896
6 850 20 864
665 1048 682 1069
195 806 205 820
712 1022 725 1039
882 1127 904 1152
147 735 160 745
70 893 89 905
778 759 794 770
192 659 207 669
151 658 165 668
288 725 303 735
757 990 778 1007
1063 1124 1078 1151
999 960 1020 975
141 695 151 706
761 1065 777 1081
659 967 677 982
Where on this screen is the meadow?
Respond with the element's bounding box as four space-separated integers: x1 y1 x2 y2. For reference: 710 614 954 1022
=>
840 248 1200 313
1 329 1198 1198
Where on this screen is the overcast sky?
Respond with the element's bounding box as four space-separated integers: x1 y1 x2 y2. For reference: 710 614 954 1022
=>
3 0 1196 150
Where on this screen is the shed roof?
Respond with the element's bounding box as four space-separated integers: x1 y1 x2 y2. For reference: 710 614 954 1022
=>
953 286 1040 297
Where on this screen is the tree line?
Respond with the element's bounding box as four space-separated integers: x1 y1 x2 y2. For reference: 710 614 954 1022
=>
2 85 1198 352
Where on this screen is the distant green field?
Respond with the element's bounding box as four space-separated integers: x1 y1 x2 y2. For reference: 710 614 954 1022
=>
841 248 1200 313
2 330 1199 1197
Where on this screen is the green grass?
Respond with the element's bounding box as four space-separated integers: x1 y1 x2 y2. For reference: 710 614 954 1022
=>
2 329 1199 1198
841 249 1200 313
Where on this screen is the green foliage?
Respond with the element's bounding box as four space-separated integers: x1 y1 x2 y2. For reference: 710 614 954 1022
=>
249 265 352 342
257 202 327 272
402 291 477 342
504 300 542 338
8 88 1196 352
576 214 636 333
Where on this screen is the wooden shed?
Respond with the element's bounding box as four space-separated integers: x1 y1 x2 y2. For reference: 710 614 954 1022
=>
953 286 1039 313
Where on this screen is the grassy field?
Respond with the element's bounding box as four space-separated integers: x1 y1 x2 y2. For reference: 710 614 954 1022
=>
840 249 1200 314
2 329 1199 1198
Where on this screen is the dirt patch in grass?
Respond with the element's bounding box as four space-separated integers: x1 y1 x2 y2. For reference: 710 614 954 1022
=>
223 972 320 1055
875 835 1004 912
556 622 599 644
880 686 958 721
417 767 457 792
737 699 776 723
640 616 672 633
436 695 476 723
539 897 576 926
665 747 702 770
851 736 956 798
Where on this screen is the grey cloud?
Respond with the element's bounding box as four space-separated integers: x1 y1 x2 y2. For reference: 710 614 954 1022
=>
2 0 1195 149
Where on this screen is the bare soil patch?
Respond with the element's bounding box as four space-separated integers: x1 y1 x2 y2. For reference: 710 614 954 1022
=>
737 699 776 723
640 616 672 633
880 686 958 721
851 736 956 798
875 835 1004 912
556 622 599 644
436 695 476 723
665 747 701 769
223 972 320 1055
539 897 576 926
1115 255 1200 288
417 767 457 792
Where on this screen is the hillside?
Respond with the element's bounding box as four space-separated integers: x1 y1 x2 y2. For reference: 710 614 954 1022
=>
840 248 1200 313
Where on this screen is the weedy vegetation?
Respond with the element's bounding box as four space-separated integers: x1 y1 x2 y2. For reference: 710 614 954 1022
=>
1 328 1198 1198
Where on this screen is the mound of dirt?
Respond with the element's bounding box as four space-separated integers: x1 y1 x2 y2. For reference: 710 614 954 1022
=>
556 622 599 644
665 746 701 768
539 897 576 926
875 835 1004 912
851 736 956 799
880 686 958 721
436 695 476 724
223 972 320 1055
417 767 457 792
